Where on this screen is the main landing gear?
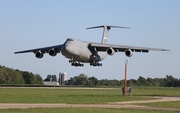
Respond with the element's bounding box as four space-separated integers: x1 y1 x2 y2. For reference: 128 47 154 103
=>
69 60 102 67
90 63 102 67
69 60 84 67
89 59 102 67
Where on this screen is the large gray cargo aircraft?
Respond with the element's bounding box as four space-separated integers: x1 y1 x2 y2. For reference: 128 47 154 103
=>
14 25 169 67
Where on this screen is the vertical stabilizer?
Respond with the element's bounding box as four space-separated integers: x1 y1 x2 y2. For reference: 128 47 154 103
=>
86 25 130 44
101 25 110 44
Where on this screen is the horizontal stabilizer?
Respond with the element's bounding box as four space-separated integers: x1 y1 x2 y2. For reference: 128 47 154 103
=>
86 25 130 44
86 25 130 30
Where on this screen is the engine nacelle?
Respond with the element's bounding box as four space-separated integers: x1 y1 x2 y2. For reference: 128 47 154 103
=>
107 47 115 56
35 51 43 58
125 49 133 57
48 49 57 56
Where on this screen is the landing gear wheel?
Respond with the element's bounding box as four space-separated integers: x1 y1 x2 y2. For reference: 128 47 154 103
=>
71 63 75 66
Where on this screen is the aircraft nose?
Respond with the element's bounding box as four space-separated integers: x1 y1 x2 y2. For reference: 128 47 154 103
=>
65 43 72 53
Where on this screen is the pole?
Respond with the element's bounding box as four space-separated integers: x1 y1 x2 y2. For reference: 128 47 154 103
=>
124 60 128 96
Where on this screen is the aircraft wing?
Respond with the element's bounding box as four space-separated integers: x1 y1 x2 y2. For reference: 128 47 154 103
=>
14 44 63 54
89 43 169 53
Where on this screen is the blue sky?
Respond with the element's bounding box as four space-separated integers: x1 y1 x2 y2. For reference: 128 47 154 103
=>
0 0 179 80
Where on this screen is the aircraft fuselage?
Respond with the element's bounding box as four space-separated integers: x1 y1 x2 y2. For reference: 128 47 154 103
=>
61 38 107 64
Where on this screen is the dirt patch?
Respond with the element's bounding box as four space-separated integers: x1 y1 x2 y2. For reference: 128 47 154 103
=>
112 96 180 104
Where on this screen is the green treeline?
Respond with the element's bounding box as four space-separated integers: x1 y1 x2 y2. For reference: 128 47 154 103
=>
70 73 180 87
0 65 180 87
0 65 43 84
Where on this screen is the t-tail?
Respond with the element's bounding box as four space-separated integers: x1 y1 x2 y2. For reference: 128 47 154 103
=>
86 25 130 44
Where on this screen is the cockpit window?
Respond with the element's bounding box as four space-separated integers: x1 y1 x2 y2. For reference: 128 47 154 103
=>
67 38 74 41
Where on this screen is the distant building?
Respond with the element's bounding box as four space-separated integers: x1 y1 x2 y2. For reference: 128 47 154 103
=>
43 72 68 86
43 81 59 86
43 78 59 86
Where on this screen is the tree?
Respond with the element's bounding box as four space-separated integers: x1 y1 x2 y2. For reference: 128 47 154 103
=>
164 75 178 87
0 65 44 84
52 75 57 81
44 74 57 82
44 74 51 81
70 73 88 85
137 76 149 86
0 66 24 84
88 76 99 86
10 70 24 84
35 74 43 84
129 79 138 86
22 71 35 84
0 68 9 84
99 79 109 86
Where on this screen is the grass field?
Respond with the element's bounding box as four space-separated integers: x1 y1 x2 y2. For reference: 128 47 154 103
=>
132 87 180 96
0 87 180 113
0 108 179 113
0 87 153 103
0 87 180 104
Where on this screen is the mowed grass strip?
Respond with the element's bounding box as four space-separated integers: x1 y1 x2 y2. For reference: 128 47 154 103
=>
0 108 179 113
136 101 180 108
0 88 153 104
0 87 179 104
133 87 180 96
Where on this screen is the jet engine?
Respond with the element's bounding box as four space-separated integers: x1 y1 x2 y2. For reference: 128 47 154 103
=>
125 49 133 57
48 49 57 56
107 47 115 56
35 51 43 58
